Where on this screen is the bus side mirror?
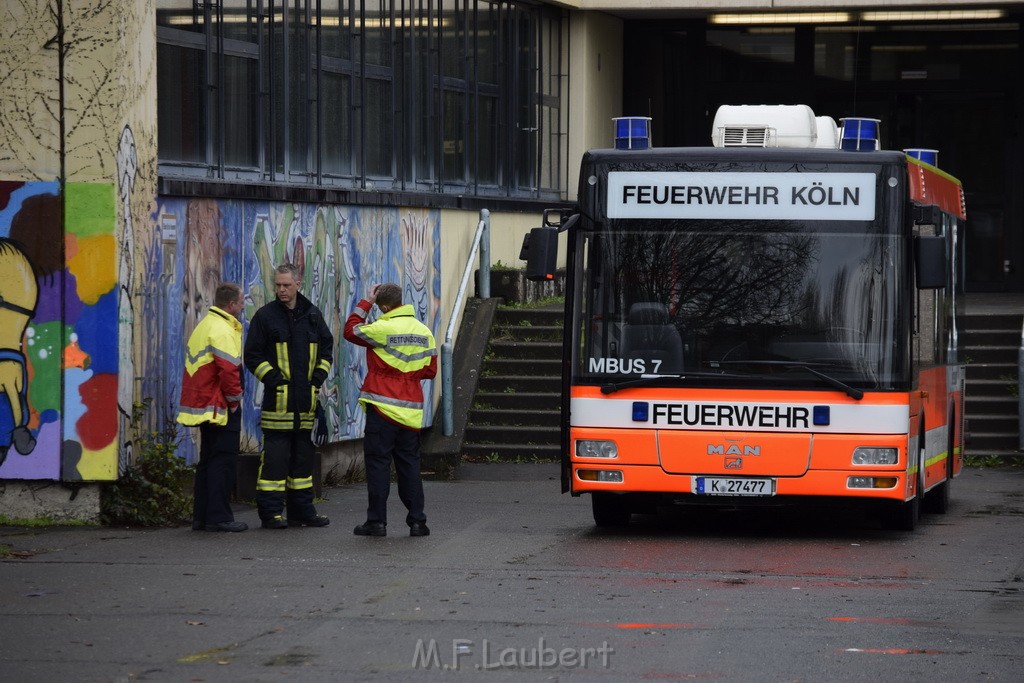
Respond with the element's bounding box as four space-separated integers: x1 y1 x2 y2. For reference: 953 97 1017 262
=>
914 235 947 289
521 227 559 281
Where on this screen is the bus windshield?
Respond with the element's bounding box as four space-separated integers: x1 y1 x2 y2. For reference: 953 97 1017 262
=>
574 218 911 392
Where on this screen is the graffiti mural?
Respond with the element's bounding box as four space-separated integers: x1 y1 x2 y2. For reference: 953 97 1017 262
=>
0 238 38 468
147 197 441 463
116 125 138 475
0 180 120 481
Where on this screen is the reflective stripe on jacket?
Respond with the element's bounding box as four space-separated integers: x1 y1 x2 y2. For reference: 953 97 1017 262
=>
344 301 438 430
176 307 243 427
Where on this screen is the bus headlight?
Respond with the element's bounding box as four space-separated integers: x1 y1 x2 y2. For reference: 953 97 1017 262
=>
852 447 898 465
576 440 618 459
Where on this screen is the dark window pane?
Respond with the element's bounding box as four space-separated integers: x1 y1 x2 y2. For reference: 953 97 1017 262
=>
222 55 259 167
442 90 465 182
322 71 352 175
157 43 206 163
289 10 311 174
364 79 393 176
515 12 537 191
478 3 498 84
478 95 498 185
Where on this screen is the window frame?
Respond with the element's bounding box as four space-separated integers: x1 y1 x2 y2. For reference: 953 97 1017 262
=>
156 0 567 202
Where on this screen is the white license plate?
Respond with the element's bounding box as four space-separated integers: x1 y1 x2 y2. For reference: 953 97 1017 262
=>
693 476 775 496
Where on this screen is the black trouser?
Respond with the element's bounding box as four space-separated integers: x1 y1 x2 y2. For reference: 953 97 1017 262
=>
257 429 317 521
363 405 426 526
194 413 240 528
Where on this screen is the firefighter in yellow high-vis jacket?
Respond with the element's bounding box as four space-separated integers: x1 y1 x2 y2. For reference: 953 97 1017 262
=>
176 282 247 532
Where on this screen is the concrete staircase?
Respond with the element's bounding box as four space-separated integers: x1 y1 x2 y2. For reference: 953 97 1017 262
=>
462 306 563 462
962 309 1023 459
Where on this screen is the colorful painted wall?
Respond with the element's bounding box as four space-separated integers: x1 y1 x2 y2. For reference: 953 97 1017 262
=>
147 199 441 463
0 181 122 481
0 1 158 483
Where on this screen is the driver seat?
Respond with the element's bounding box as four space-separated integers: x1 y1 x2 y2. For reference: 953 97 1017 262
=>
622 302 683 374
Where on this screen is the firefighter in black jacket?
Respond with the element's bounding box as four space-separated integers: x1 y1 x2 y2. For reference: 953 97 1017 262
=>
245 264 333 529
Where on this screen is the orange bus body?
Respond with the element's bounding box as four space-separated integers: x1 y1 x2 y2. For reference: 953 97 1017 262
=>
569 366 964 504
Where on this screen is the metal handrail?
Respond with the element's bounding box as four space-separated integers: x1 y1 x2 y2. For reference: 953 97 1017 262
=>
440 209 490 436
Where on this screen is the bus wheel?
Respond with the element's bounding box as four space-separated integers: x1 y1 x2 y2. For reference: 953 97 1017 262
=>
887 493 920 531
886 450 923 531
592 493 631 527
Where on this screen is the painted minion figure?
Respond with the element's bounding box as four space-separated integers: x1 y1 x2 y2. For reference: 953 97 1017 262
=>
0 239 38 466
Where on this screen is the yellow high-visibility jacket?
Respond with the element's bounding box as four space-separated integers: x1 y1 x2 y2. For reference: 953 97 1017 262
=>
176 307 243 426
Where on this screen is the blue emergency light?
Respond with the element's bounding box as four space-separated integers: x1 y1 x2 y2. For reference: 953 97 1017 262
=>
613 117 652 150
905 148 939 167
813 405 831 426
839 117 880 151
632 401 649 422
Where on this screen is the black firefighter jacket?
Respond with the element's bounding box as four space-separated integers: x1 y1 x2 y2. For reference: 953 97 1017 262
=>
244 292 333 431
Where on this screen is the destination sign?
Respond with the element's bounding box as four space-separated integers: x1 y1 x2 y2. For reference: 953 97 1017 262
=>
607 171 877 221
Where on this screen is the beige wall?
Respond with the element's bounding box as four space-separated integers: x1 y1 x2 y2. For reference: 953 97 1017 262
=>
567 11 624 201
0 2 60 179
438 207 554 327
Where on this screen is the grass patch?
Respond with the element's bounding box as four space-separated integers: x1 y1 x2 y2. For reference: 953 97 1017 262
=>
965 454 1024 468
0 515 91 528
498 296 565 310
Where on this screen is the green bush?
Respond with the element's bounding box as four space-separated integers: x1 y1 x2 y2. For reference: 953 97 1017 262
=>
100 401 194 527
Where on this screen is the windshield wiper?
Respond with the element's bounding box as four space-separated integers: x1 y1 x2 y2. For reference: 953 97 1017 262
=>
711 360 864 400
600 371 742 395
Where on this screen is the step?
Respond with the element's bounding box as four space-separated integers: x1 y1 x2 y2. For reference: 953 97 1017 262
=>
965 432 1021 451
464 423 561 445
494 308 564 327
478 375 562 393
473 391 561 411
462 442 562 461
962 448 1024 460
469 407 561 427
963 378 1018 401
487 340 563 360
964 395 1018 416
960 330 1020 346
965 363 1018 381
491 323 565 342
966 415 1019 438
486 358 562 376
963 314 1022 331
963 354 1018 367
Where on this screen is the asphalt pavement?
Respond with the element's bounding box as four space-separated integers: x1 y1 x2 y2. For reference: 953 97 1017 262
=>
2 464 1022 682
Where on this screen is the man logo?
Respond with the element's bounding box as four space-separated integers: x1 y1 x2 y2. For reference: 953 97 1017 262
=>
725 458 742 469
708 444 761 456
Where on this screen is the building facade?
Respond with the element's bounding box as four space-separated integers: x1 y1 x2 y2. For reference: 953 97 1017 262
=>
1 0 1020 517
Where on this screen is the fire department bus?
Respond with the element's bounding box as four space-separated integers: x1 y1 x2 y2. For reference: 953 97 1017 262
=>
523 105 965 531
